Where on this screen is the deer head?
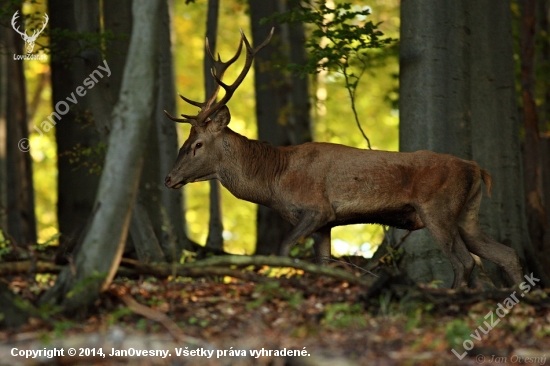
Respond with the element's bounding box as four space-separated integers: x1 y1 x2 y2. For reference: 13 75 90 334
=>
164 28 273 189
11 11 49 54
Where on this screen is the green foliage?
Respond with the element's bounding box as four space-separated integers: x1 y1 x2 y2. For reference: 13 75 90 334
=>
188 316 210 327
107 307 134 326
322 302 366 328
39 232 61 247
247 281 303 310
289 237 315 259
66 272 108 299
61 141 107 175
52 319 76 337
136 318 148 331
46 29 118 64
405 304 434 332
264 2 394 77
179 249 198 264
0 230 11 260
445 318 471 350
264 1 396 148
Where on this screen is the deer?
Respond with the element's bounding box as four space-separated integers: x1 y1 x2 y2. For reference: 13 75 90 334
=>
11 10 49 55
164 29 523 289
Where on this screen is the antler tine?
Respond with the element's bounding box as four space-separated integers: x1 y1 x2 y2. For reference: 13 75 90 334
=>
206 27 275 112
178 93 205 108
240 27 274 55
164 110 196 125
202 35 245 113
205 34 244 74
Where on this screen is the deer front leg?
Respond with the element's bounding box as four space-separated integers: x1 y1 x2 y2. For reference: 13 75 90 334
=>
279 211 329 264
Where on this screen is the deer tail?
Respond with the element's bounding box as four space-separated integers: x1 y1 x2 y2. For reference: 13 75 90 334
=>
480 169 493 198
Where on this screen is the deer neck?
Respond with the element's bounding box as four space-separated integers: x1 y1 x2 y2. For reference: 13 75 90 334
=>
217 129 287 207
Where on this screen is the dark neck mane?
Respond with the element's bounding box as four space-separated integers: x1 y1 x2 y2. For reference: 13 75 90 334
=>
218 129 289 205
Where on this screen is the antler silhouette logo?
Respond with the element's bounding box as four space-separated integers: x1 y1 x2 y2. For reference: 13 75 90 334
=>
11 10 49 55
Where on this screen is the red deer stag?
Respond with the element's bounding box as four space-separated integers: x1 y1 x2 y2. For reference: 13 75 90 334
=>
164 29 523 288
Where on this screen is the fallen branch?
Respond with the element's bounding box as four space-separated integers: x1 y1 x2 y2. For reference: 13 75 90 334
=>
2 255 374 286
0 260 61 276
168 255 374 286
120 258 272 283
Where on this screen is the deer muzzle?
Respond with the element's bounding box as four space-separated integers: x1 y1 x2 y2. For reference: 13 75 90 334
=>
164 174 184 189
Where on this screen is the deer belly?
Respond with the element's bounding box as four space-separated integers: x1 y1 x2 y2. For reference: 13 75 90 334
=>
332 203 424 231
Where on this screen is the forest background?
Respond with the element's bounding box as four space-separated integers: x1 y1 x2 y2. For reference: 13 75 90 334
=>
0 0 549 339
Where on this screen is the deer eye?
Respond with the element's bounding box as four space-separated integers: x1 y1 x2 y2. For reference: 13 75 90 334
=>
195 142 203 149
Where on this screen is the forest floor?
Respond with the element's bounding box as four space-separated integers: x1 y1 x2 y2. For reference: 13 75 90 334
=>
1 263 549 366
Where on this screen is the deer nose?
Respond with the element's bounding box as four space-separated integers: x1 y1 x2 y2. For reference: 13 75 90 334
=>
165 175 172 187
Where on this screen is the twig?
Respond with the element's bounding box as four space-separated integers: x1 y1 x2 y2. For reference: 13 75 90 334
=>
327 258 379 278
369 231 411 272
342 64 372 149
114 288 208 347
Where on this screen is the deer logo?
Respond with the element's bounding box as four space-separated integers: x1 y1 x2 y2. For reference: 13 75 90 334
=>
11 10 48 55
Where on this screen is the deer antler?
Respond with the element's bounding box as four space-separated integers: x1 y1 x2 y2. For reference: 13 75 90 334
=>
165 28 274 126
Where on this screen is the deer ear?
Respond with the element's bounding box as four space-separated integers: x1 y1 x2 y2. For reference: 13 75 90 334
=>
210 106 231 132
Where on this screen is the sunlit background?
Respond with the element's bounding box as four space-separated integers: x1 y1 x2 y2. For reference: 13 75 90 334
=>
25 0 400 257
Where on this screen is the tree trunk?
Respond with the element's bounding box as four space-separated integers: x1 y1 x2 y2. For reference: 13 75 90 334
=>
40 0 163 315
49 0 100 250
4 14 37 246
130 193 166 263
0 282 31 329
467 0 548 286
249 0 312 255
155 0 195 254
538 0 550 258
519 0 545 255
396 0 549 287
103 0 133 108
0 27 7 233
204 0 224 252
397 0 469 287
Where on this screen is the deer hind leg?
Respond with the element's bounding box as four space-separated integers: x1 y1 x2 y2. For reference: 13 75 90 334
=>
417 207 473 288
457 189 523 286
311 227 331 265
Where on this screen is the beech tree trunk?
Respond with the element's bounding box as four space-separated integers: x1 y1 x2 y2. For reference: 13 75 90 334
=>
204 0 224 251
155 0 195 255
4 13 37 246
398 0 468 287
396 0 549 287
49 0 101 250
0 26 7 233
40 0 163 315
519 0 545 255
249 0 312 255
537 0 550 259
